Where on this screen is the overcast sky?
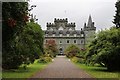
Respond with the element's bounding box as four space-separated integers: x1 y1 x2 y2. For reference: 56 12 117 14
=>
29 0 117 31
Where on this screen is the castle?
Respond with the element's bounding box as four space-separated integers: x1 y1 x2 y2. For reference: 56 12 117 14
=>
44 15 96 54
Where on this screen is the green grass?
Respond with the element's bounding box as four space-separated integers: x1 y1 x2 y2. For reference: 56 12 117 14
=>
2 61 48 78
75 63 119 78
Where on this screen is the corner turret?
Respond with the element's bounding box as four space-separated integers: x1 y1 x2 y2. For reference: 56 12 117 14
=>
84 15 96 45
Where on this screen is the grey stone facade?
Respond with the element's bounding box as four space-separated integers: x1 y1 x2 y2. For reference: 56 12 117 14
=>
44 15 96 54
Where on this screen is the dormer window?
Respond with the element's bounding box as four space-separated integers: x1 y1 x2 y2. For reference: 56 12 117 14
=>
59 27 63 30
81 34 84 37
52 31 56 37
60 34 62 37
67 34 69 37
66 31 70 37
69 28 72 31
53 34 55 37
74 34 77 37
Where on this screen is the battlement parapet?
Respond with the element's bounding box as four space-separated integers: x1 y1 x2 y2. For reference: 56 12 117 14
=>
54 18 68 23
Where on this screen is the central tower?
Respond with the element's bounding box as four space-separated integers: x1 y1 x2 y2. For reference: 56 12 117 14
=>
46 18 75 31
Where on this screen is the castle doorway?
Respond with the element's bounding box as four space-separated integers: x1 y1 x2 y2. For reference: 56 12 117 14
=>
59 47 63 55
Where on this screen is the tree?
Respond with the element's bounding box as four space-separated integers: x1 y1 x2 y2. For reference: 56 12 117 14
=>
86 27 120 71
2 2 44 69
2 2 29 69
45 39 58 58
113 1 120 28
65 44 81 58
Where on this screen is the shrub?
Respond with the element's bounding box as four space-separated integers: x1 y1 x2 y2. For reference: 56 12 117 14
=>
71 57 85 63
86 27 120 71
38 57 52 63
71 57 79 63
65 44 80 58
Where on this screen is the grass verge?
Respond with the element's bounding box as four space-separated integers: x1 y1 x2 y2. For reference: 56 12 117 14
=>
75 63 119 78
2 60 48 78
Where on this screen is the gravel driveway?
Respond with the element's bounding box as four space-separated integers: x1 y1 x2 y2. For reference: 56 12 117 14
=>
29 56 95 79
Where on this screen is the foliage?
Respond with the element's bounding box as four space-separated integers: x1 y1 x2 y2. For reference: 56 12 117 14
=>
65 44 81 58
71 57 79 63
3 21 44 69
86 27 120 71
2 2 44 69
38 56 52 63
2 2 28 69
44 39 58 58
2 2 28 42
113 1 120 28
76 63 119 78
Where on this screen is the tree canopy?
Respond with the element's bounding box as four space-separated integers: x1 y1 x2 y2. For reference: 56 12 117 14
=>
86 27 120 71
113 1 120 28
44 39 58 58
2 2 44 69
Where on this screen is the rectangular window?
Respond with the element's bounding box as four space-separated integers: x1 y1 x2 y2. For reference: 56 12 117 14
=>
81 40 84 44
74 40 76 43
46 40 47 43
67 40 69 43
60 41 62 44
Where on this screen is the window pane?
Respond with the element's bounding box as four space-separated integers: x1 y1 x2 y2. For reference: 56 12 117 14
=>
74 40 76 43
67 40 69 43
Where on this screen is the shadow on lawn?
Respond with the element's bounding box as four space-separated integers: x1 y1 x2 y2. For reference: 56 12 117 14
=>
90 67 108 72
89 66 119 73
3 63 47 72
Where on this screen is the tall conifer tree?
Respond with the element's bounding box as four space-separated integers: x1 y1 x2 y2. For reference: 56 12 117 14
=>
113 0 120 28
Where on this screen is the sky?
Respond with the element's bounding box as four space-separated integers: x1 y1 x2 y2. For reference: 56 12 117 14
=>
29 0 117 31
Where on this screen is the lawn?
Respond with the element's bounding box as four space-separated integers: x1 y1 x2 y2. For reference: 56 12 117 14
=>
75 63 119 78
2 60 48 78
